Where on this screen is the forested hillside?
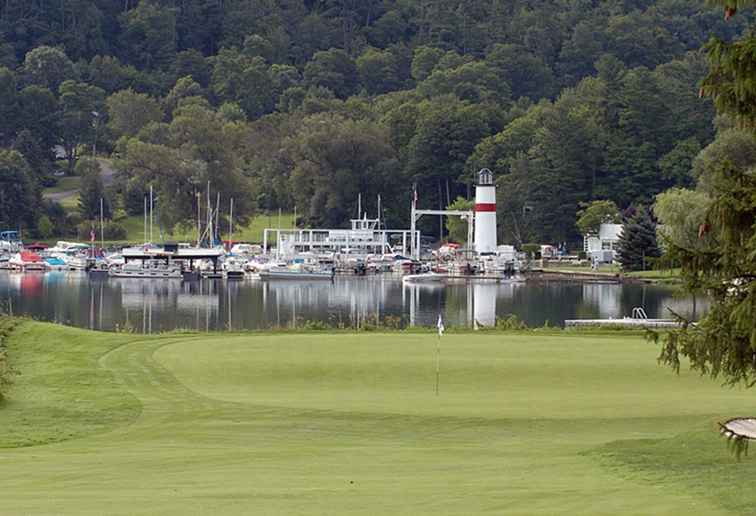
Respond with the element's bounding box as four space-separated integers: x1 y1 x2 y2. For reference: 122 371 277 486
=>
0 0 746 244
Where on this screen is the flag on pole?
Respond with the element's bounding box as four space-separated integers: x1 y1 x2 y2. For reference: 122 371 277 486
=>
437 313 444 337
413 184 418 207
90 229 96 243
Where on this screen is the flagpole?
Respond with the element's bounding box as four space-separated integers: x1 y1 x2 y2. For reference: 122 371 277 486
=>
435 313 443 396
435 331 441 396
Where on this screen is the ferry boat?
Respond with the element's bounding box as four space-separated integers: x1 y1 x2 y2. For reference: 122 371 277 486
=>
109 260 183 279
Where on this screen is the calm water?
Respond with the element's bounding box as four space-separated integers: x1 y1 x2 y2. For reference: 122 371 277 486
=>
0 272 704 333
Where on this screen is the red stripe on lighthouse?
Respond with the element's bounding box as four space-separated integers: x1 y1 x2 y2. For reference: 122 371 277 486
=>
475 203 496 212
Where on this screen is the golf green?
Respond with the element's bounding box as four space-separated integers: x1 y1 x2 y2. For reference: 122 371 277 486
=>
1 321 755 515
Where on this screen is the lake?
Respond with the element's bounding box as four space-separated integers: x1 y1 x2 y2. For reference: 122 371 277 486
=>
0 272 703 333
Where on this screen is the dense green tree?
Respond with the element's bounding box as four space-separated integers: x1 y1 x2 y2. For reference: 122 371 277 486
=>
406 96 498 207
445 196 473 244
106 89 164 139
357 48 401 95
653 188 712 254
17 86 59 155
118 0 177 70
411 46 444 81
77 157 110 220
616 207 661 271
164 76 203 113
0 67 18 145
21 46 76 91
210 49 274 119
58 80 106 171
486 44 556 100
285 113 400 227
303 49 358 99
659 137 701 188
0 150 37 231
576 200 621 237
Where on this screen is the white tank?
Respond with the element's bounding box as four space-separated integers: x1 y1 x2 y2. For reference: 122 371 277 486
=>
474 168 497 254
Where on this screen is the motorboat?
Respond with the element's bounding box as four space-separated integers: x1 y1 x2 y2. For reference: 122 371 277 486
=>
9 251 45 271
109 260 183 279
43 256 67 271
259 264 334 281
402 272 446 284
223 256 247 280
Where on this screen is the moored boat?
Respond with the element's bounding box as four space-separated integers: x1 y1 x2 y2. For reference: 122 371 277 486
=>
402 272 445 284
109 260 183 279
259 264 334 281
9 251 46 271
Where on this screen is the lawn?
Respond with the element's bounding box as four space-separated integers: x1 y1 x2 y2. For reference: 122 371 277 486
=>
42 175 81 194
101 212 296 245
1 321 755 514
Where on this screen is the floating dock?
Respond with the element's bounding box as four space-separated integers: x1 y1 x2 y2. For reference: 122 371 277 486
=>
565 318 682 328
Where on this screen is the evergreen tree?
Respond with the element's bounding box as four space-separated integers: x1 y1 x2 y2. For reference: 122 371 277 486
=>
615 207 660 271
649 2 756 388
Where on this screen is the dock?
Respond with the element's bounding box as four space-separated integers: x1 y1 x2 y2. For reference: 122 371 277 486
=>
565 318 683 328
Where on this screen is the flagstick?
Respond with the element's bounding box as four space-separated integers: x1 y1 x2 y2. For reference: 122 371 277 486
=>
435 332 441 396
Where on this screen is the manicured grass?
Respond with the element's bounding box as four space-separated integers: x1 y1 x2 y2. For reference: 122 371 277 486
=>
1 322 755 514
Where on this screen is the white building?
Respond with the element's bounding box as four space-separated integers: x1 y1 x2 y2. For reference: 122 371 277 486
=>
263 217 417 258
583 223 623 263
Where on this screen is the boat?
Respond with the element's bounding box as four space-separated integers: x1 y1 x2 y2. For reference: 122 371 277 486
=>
223 256 247 280
9 251 46 271
259 264 334 281
402 272 446 284
87 262 111 278
0 230 23 253
109 260 183 279
43 256 67 271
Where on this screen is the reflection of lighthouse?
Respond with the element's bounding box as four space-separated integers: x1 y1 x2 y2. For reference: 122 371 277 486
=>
474 168 497 255
473 282 497 328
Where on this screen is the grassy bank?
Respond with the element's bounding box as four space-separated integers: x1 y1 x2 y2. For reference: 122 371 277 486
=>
1 321 755 514
541 263 681 283
41 212 295 246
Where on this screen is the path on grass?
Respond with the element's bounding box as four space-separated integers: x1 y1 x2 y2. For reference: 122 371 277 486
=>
42 158 118 204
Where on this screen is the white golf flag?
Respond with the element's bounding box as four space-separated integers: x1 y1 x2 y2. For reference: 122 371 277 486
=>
437 314 445 337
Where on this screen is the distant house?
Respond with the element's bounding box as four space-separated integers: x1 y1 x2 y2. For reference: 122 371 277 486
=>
583 224 623 263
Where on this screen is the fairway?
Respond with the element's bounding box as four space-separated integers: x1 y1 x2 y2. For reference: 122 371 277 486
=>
2 323 756 515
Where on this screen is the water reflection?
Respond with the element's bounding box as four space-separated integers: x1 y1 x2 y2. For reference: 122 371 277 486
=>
0 272 706 333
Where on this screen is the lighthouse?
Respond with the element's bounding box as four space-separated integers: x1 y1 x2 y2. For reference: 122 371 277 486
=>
474 168 497 255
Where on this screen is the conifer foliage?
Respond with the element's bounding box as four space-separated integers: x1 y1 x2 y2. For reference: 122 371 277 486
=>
651 2 756 387
615 207 661 272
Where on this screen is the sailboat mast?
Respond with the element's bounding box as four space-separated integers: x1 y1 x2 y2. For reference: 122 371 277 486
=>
229 198 234 245
149 185 153 244
100 197 104 251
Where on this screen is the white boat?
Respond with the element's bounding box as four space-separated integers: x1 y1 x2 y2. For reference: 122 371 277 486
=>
109 260 183 279
259 265 334 281
223 257 247 280
402 272 446 284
